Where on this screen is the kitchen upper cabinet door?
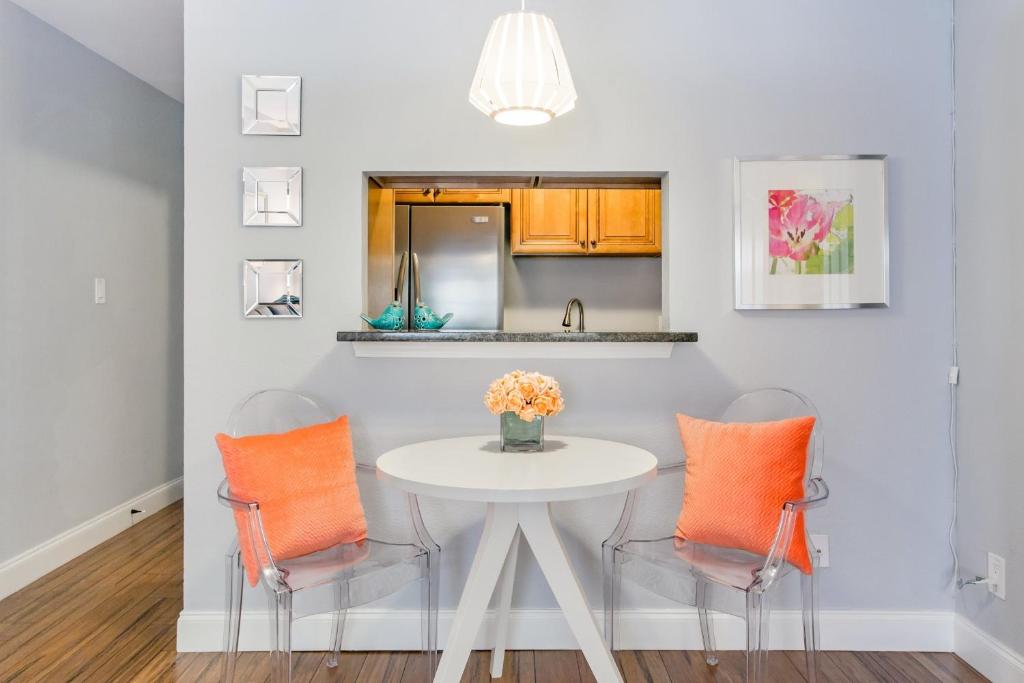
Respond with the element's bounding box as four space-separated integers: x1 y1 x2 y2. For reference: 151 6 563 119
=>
396 188 511 204
434 188 511 204
588 189 662 255
395 189 435 204
511 189 588 255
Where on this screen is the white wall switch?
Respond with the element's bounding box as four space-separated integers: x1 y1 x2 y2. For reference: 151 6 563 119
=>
810 533 830 568
94 277 106 304
988 552 1006 600
948 366 960 384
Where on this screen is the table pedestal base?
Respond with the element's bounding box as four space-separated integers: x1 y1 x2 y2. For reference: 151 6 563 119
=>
434 502 622 683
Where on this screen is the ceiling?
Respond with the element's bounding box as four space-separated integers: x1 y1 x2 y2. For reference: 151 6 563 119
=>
12 0 183 102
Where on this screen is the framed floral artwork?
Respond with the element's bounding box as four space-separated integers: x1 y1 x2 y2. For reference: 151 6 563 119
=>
734 155 889 309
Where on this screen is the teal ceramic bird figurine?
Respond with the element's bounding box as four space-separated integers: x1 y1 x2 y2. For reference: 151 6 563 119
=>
411 253 453 330
413 303 453 330
361 252 408 330
361 301 406 330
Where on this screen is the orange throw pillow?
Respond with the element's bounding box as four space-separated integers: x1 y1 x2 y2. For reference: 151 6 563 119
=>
675 413 815 574
215 416 368 585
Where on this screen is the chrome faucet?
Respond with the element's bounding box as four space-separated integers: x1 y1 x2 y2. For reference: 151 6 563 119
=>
561 298 584 333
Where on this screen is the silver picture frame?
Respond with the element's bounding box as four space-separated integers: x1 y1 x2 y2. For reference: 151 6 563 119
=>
242 167 302 226
733 154 889 310
243 259 303 318
241 75 301 135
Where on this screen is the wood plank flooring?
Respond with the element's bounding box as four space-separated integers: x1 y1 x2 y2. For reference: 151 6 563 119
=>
0 502 987 682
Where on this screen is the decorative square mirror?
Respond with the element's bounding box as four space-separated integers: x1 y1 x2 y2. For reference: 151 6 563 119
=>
243 259 303 318
241 75 301 135
242 167 302 226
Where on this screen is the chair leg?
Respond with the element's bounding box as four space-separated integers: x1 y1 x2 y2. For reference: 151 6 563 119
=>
801 570 820 683
422 548 440 680
273 591 293 683
326 581 348 668
695 579 719 666
744 591 771 683
601 543 614 648
429 547 440 676
601 544 623 651
222 549 244 682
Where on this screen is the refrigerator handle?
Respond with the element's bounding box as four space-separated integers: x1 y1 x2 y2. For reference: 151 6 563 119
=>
412 252 422 306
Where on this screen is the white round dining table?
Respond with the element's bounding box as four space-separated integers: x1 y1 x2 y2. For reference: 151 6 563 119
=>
377 435 658 683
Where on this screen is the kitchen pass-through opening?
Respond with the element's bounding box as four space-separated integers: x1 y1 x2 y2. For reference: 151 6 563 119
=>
365 173 666 334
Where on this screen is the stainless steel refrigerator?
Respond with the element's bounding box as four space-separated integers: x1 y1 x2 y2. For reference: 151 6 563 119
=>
394 204 505 330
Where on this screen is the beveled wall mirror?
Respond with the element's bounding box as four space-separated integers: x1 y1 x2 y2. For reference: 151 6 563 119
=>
243 167 302 226
243 259 303 318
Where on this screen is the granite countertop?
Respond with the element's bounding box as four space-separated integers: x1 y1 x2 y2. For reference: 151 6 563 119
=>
337 330 698 342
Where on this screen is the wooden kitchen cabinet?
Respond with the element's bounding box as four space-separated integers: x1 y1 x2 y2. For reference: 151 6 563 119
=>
587 189 661 255
394 188 511 204
434 188 511 204
394 189 436 204
510 189 589 254
510 188 661 255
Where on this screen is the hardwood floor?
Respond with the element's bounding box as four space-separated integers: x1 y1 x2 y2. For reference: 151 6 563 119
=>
0 502 986 682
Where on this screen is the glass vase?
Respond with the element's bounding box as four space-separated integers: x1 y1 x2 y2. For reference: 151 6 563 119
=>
500 411 545 452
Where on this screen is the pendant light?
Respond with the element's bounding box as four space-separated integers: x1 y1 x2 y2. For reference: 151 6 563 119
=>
468 1 578 126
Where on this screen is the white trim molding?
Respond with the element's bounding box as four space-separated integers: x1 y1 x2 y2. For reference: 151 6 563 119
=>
0 477 183 600
177 607 953 653
955 615 1024 683
351 342 675 359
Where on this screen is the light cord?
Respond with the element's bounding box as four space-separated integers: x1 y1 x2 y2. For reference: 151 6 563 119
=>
942 0 958 589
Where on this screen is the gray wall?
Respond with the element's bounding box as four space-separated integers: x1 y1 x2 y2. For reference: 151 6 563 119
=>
954 0 1024 653
183 0 954 617
0 0 184 562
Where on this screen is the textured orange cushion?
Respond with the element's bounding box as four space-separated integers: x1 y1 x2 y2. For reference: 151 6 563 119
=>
674 413 814 574
215 416 367 585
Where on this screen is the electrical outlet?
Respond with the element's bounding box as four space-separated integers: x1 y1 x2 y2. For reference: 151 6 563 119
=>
810 534 830 568
988 552 1006 600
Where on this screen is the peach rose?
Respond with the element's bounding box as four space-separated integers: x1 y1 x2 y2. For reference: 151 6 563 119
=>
506 389 525 413
549 395 565 416
519 406 538 422
484 390 506 415
532 395 554 416
519 380 538 401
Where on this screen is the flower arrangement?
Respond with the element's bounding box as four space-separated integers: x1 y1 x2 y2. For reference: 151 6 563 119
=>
484 370 565 423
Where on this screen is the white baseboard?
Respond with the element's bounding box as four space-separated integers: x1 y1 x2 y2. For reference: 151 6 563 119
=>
955 615 1024 683
0 477 183 600
177 607 953 653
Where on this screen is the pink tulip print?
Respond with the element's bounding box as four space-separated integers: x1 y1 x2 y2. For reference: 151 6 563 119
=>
768 189 854 275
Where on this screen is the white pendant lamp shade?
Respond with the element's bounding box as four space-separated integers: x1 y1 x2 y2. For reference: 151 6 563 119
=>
469 10 578 126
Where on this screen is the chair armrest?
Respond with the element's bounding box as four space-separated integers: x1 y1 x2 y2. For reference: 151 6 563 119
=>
407 493 440 554
784 477 829 511
216 478 258 510
352 463 438 554
758 476 830 589
215 478 285 587
603 460 685 550
656 461 685 476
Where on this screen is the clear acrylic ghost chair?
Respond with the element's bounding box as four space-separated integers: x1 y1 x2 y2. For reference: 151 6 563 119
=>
217 389 440 682
602 388 828 682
